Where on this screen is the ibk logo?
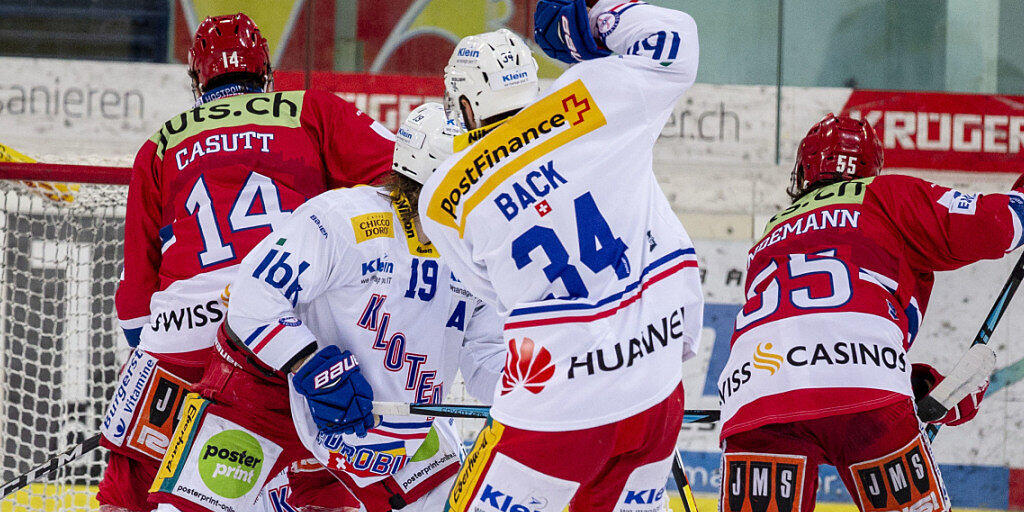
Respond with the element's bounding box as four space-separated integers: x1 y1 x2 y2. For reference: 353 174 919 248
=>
500 338 555 396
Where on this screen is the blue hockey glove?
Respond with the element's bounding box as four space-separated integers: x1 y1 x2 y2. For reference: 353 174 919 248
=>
534 0 611 63
292 346 375 438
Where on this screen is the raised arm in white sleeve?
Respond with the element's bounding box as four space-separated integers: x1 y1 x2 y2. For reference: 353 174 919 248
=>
582 0 699 113
227 197 357 372
457 298 506 404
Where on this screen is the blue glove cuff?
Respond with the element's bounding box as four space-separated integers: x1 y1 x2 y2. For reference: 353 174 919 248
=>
534 0 612 64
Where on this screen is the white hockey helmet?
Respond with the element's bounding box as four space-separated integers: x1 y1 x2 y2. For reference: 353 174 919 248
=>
392 102 460 184
444 29 540 129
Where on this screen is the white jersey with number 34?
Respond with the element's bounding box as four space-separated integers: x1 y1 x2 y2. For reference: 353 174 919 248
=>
419 0 704 430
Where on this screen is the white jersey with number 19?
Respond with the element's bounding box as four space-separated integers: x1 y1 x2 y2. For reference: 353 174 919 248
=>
419 0 703 431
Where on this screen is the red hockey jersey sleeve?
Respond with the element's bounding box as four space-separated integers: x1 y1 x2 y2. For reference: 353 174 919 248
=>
114 138 164 346
868 174 1024 273
300 90 395 188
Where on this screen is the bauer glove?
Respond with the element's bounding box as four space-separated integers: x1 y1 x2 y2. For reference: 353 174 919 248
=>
911 362 988 426
292 346 376 437
534 0 611 63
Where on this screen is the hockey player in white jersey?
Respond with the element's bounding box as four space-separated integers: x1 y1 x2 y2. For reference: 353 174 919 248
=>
149 104 505 512
420 2 702 511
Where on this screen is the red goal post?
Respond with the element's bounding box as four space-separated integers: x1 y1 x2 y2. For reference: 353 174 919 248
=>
0 161 130 185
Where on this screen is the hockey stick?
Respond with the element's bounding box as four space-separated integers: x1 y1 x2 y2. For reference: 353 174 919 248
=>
373 402 714 512
372 401 720 423
921 250 1024 441
1 433 101 498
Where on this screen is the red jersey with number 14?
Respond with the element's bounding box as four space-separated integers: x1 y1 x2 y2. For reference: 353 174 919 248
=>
115 89 394 362
717 174 1024 440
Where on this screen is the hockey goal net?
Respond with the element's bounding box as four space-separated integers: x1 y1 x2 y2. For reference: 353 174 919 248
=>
0 158 131 512
0 157 486 511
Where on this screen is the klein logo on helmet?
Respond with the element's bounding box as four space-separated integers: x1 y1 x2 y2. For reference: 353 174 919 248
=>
457 48 480 58
500 337 555 396
752 342 783 375
313 354 359 389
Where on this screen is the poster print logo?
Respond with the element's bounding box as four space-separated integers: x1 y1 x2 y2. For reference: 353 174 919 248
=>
501 337 555 395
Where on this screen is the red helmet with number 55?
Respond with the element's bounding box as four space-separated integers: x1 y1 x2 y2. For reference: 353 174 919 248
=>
788 113 884 199
188 13 271 95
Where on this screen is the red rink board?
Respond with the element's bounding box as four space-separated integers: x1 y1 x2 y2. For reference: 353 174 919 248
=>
841 90 1024 173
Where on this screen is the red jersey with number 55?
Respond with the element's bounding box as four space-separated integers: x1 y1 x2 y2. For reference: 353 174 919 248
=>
115 89 394 362
717 174 1024 440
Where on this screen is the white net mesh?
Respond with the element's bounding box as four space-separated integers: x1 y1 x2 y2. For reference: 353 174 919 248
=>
0 179 129 512
0 172 488 512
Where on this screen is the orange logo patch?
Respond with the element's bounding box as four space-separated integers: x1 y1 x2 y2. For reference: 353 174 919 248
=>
127 367 191 460
849 436 947 512
722 453 806 512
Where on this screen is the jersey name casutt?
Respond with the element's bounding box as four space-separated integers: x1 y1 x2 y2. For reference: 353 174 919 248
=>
228 186 504 488
116 90 394 360
419 1 703 431
718 175 1024 440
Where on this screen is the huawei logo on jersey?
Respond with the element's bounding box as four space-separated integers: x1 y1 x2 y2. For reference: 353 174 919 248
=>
500 338 555 396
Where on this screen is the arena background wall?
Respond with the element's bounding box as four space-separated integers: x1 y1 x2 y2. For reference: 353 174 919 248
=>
1 56 1023 509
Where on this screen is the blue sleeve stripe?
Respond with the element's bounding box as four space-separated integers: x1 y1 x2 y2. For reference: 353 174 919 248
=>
123 327 142 348
1008 196 1024 249
243 324 268 346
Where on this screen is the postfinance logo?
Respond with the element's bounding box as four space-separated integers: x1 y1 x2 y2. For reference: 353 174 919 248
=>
752 342 783 375
197 430 264 499
427 79 606 236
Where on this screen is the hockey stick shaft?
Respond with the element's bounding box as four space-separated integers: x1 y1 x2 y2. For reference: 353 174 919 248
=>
672 450 700 512
1 433 101 498
925 250 1024 441
372 401 720 423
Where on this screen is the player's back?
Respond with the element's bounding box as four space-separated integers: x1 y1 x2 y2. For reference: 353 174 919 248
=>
147 89 386 282
719 174 1024 438
118 89 393 358
423 7 700 313
419 2 705 430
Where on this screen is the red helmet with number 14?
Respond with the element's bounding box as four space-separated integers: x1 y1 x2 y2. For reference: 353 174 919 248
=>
788 113 884 199
188 13 271 96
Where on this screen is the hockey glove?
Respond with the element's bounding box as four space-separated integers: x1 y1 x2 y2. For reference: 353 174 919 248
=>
911 362 988 426
534 0 611 64
292 346 375 437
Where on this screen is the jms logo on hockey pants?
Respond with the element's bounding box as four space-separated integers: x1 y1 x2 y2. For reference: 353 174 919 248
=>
849 436 949 512
723 453 806 512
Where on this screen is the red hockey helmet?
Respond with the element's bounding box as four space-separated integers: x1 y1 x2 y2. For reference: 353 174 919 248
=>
788 113 884 199
188 13 271 94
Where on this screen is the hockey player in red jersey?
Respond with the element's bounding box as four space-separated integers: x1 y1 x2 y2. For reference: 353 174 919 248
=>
97 13 394 512
716 113 1024 512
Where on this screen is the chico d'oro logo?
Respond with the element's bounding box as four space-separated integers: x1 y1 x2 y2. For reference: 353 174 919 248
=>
197 430 264 498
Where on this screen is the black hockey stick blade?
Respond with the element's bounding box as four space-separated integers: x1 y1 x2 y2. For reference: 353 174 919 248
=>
925 250 1024 440
1 433 101 498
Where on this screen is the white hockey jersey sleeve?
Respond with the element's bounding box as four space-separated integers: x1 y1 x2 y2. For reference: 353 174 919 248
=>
457 298 506 404
227 198 359 372
577 0 699 116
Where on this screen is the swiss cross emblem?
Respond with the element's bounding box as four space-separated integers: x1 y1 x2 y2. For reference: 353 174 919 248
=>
535 200 552 216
